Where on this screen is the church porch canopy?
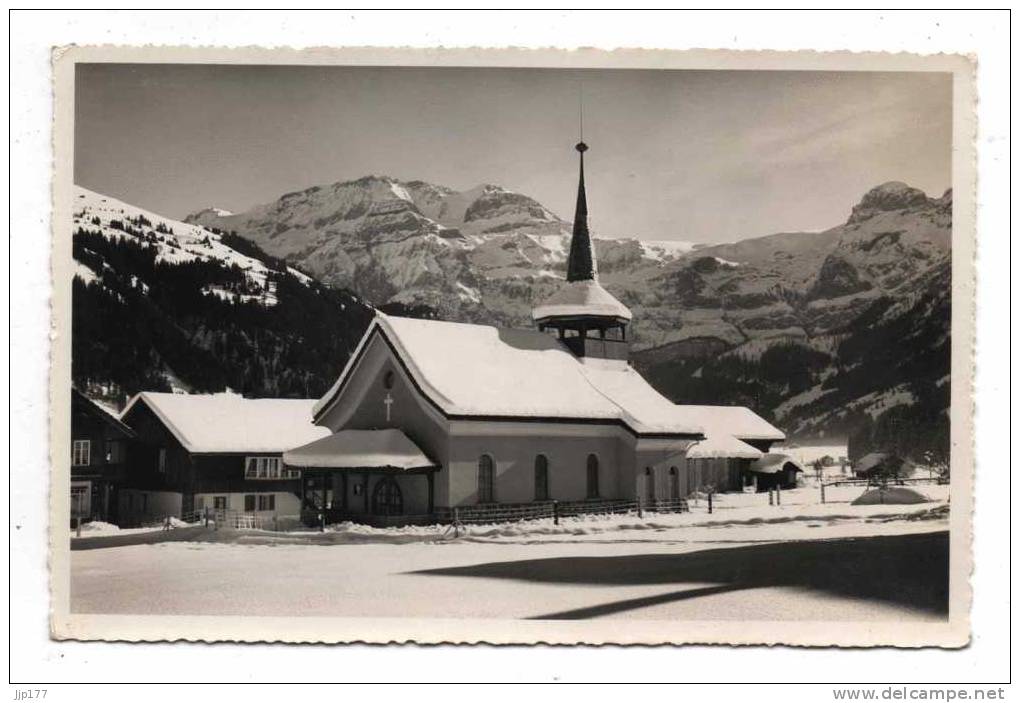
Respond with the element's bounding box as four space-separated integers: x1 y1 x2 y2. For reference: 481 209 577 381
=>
283 428 437 473
286 429 438 525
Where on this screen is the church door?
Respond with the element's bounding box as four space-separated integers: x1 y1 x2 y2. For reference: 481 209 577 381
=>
371 477 403 516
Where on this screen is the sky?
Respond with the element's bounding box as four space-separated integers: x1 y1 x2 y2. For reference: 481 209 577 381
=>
75 64 952 244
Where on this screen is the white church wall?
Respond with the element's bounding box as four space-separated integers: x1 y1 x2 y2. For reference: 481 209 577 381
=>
447 430 624 506
633 440 696 501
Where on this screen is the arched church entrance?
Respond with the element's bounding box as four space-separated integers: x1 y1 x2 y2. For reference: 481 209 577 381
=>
372 476 404 516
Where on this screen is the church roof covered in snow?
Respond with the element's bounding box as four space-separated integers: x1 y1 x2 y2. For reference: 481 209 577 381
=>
122 392 330 454
283 428 436 470
687 434 764 460
531 279 633 322
313 313 784 443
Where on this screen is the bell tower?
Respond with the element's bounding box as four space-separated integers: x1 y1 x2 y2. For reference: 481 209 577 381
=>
531 139 632 362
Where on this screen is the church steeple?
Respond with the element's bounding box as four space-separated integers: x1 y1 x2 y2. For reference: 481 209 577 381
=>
531 135 633 364
566 141 597 282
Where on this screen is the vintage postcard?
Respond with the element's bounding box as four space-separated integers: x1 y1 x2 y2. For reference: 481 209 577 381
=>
50 46 975 646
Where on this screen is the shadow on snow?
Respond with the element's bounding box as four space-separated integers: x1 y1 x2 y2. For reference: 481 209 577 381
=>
410 531 949 619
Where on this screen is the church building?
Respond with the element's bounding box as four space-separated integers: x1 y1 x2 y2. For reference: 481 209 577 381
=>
284 139 785 525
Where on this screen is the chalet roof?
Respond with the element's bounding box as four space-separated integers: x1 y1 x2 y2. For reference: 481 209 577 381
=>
531 279 633 322
121 392 330 454
283 428 435 470
313 313 785 442
72 388 137 439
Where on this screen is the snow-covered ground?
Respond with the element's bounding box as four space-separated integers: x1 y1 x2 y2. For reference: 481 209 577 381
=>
71 486 949 622
71 517 197 537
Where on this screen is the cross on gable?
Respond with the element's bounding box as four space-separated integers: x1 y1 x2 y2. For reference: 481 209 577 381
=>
383 392 394 422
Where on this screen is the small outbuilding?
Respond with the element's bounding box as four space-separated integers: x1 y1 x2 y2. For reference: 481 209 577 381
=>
853 452 915 481
745 453 803 492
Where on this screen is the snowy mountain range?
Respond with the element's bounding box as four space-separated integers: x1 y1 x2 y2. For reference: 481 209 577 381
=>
73 177 952 457
184 176 697 332
74 187 314 306
71 186 373 401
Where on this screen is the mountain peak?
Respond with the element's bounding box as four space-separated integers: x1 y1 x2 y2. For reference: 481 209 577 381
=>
847 181 933 224
187 206 233 221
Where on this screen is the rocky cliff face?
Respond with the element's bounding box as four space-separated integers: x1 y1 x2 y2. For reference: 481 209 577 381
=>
188 178 949 355
185 175 696 332
187 177 951 445
631 182 952 443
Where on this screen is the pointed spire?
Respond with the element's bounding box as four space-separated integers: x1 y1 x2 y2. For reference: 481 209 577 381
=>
566 140 597 282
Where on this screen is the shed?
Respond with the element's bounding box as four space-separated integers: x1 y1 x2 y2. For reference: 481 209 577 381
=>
746 453 803 492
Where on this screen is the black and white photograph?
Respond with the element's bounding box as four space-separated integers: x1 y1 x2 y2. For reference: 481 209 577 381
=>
46 45 976 648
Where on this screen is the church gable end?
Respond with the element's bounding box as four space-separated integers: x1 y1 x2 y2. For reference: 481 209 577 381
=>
314 327 449 467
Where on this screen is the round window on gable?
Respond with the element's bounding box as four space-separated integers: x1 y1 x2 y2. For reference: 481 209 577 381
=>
383 370 395 390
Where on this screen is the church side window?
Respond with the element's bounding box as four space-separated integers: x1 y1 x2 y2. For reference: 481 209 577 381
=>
477 455 495 503
534 455 549 501
586 454 600 499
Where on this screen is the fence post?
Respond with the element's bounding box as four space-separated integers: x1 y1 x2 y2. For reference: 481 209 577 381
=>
319 511 325 533
204 506 209 528
777 483 782 506
820 483 826 504
707 490 713 514
768 489 774 506
637 497 643 519
553 500 559 526
453 507 461 538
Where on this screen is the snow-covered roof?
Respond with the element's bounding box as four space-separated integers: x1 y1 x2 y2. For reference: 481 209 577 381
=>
314 314 785 441
748 453 804 475
531 279 633 322
73 389 137 438
853 452 912 475
122 392 330 454
664 405 786 442
283 428 436 470
687 434 763 460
